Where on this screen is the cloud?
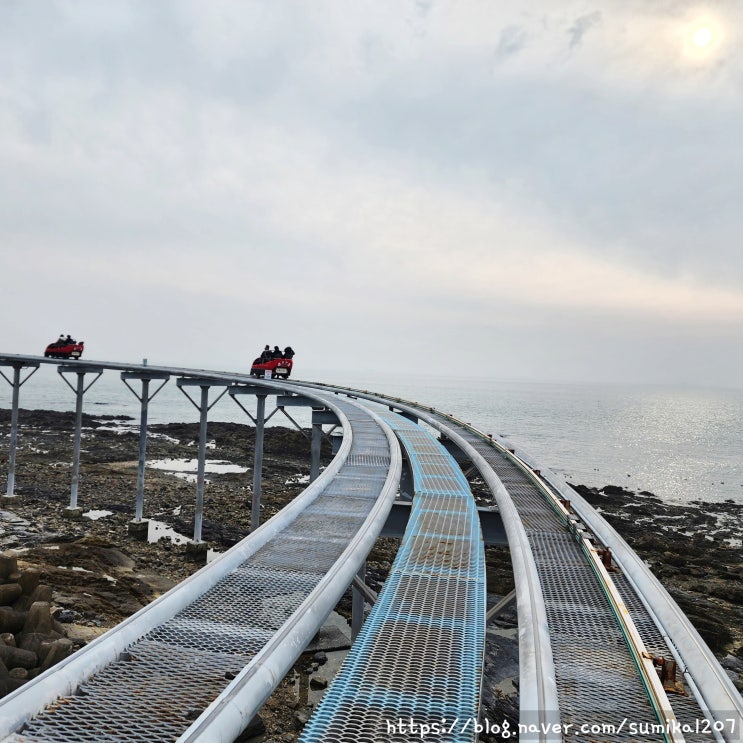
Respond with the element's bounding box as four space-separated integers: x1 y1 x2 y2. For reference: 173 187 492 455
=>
567 11 602 50
2 1 743 385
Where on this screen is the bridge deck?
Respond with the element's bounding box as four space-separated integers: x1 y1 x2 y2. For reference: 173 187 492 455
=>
299 411 486 743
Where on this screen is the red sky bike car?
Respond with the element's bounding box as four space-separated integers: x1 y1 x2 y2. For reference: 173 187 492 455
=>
44 339 85 359
250 357 293 379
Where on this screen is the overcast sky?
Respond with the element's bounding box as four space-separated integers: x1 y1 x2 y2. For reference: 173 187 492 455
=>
2 1 742 387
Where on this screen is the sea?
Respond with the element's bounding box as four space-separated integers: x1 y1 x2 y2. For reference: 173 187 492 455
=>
2 363 742 507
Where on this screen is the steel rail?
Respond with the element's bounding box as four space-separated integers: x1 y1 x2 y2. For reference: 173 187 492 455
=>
493 437 743 741
0 377 354 735
0 359 402 742
292 380 562 742
294 380 743 743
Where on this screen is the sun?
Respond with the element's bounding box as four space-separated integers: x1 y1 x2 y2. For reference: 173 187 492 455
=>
691 26 713 48
681 17 723 61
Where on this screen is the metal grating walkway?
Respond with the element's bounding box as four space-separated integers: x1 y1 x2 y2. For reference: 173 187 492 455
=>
1 391 398 743
430 413 718 742
299 411 486 743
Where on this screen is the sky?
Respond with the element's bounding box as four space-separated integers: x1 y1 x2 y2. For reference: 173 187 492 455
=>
2 0 743 387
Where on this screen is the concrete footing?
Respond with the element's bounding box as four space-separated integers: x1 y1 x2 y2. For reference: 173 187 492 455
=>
128 519 150 540
185 541 208 560
0 495 20 507
62 507 83 520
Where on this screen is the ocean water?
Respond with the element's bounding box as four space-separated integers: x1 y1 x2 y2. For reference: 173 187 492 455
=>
2 363 741 506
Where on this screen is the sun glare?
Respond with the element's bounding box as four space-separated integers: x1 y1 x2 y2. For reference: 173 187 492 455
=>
692 26 713 47
682 17 724 61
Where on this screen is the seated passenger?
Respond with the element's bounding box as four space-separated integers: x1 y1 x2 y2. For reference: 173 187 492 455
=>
283 346 295 359
272 345 281 359
259 345 272 362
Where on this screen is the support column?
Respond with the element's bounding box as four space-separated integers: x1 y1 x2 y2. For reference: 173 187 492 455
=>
121 371 170 538
310 419 322 483
351 562 368 640
177 378 229 557
228 384 274 534
252 393 266 531
0 361 39 503
58 366 103 518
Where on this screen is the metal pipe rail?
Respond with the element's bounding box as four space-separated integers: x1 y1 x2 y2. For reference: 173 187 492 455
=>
292 380 562 742
292 380 743 743
0 358 402 742
490 435 743 741
299 410 486 742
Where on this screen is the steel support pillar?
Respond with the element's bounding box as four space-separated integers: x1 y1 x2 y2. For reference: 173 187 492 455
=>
252 393 266 530
351 562 368 640
58 366 103 516
228 385 272 533
310 421 322 482
177 379 229 551
0 361 39 501
121 371 170 536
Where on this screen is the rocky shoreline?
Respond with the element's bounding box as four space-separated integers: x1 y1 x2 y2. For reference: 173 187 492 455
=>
1 408 742 740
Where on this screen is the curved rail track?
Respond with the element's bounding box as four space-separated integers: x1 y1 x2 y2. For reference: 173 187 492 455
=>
0 355 741 743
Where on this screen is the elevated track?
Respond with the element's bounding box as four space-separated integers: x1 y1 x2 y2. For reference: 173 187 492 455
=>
0 354 741 742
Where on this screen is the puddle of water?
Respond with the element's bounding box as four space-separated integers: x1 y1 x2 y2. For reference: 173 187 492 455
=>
147 519 190 545
146 518 222 562
146 458 248 485
286 473 310 485
84 510 114 521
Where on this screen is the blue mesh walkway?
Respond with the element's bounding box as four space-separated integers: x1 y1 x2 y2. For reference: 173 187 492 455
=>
300 411 486 743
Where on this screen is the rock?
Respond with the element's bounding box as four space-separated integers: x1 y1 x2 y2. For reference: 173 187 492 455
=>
721 654 743 673
0 584 22 606
0 607 25 634
18 569 40 596
53 608 81 624
313 651 327 665
293 711 310 730
0 644 37 670
22 602 54 636
40 639 73 671
309 676 327 690
0 555 18 581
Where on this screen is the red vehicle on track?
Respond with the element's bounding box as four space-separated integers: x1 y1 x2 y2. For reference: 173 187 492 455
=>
44 339 85 359
250 357 293 379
